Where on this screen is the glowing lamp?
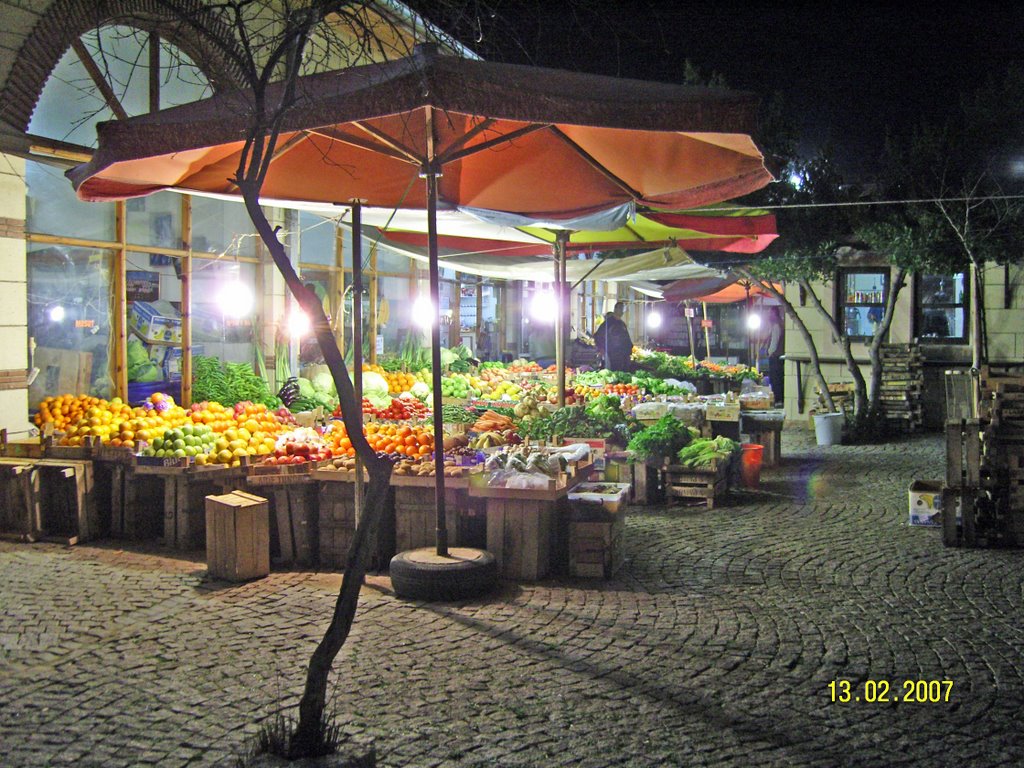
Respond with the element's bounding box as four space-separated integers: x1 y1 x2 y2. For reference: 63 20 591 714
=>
646 310 662 329
48 305 66 323
746 312 762 332
287 308 310 337
217 281 254 319
529 288 556 323
412 296 434 328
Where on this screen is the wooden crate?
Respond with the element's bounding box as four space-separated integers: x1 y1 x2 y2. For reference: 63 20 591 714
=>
631 461 665 505
0 459 41 541
485 496 557 581
205 490 270 581
34 459 97 544
393 485 464 553
316 477 395 570
318 478 357 568
664 459 730 509
568 513 624 579
266 481 318 566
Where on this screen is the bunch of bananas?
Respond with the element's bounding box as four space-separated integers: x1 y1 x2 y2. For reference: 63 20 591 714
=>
470 431 507 449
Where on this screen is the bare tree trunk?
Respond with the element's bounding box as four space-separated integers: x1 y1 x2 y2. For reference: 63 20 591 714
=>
735 270 835 412
867 268 907 418
800 278 869 420
240 189 393 757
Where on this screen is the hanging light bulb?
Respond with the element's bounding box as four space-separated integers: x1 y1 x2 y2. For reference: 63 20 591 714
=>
48 305 66 323
646 309 662 329
746 312 762 332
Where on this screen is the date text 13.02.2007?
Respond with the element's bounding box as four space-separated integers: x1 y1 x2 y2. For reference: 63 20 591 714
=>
828 680 953 703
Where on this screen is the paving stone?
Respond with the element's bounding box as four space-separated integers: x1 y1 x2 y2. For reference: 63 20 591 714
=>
1 431 1023 766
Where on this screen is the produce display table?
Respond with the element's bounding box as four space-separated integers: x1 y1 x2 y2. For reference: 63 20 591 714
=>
134 461 248 549
390 473 483 553
312 468 395 571
0 458 41 541
469 464 593 581
247 470 319 566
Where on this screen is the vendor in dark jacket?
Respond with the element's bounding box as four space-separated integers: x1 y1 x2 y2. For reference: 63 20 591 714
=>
593 301 633 372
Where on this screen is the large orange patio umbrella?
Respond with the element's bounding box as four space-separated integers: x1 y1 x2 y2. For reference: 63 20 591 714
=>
69 43 772 556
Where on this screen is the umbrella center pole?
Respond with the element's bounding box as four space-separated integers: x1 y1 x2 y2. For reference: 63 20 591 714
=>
425 169 449 557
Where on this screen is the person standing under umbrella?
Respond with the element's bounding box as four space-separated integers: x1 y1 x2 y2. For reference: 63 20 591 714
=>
594 301 634 372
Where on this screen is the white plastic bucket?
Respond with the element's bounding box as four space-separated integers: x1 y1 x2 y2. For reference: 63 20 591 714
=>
813 412 844 446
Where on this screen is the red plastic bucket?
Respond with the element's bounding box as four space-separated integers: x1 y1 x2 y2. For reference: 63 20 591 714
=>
740 443 763 489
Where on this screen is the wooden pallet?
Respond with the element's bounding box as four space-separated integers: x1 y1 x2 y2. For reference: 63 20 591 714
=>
568 510 625 579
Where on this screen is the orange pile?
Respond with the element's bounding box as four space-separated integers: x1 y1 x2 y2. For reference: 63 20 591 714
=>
325 421 433 458
367 422 433 457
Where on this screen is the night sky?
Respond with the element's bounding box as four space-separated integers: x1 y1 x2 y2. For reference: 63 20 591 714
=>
440 1 1024 179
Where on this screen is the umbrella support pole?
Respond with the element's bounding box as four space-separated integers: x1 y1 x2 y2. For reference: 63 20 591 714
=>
702 301 712 360
425 170 449 558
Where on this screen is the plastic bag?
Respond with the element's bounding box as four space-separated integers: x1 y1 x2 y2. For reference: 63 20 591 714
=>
547 443 591 462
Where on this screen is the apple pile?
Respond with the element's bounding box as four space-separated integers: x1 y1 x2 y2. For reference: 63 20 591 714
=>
262 427 333 466
361 395 431 421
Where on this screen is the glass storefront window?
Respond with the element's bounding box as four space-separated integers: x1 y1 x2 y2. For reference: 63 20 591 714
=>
299 211 337 266
126 192 182 249
191 258 256 364
26 160 116 241
27 246 114 401
192 196 259 257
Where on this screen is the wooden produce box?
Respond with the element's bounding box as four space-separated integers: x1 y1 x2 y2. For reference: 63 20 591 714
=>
0 459 41 541
205 490 270 581
485 495 557 581
569 519 624 579
566 483 629 578
33 458 97 544
263 481 318 566
664 458 731 509
316 475 395 570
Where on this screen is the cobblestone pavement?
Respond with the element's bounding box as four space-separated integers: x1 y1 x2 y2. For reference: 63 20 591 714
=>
2 430 1023 767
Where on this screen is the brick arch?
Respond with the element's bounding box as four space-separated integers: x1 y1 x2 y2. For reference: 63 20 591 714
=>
1 0 248 135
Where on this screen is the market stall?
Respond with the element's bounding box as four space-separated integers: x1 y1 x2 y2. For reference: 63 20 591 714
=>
15 337 781 579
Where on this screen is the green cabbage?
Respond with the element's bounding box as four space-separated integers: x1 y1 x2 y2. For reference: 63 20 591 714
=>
439 347 458 368
361 371 391 408
410 381 430 400
311 371 336 395
297 377 316 399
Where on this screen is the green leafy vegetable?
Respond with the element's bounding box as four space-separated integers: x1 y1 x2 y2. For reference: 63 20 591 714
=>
676 436 740 468
626 416 698 462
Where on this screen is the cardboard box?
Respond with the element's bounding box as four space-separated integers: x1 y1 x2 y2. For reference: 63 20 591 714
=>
908 480 943 527
205 490 269 581
706 403 741 422
128 300 181 344
149 344 203 381
29 347 94 403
